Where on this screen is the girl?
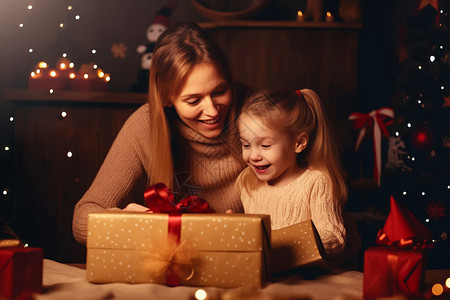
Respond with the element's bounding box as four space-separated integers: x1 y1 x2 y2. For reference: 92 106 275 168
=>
72 22 249 245
236 89 347 257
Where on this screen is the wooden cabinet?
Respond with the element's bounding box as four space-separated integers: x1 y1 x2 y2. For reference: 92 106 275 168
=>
5 89 146 263
201 21 361 144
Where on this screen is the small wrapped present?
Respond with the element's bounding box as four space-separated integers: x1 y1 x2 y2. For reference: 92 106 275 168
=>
87 183 271 288
363 196 433 299
271 220 328 274
0 246 43 299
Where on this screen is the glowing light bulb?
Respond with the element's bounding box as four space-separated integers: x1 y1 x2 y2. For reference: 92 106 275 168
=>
411 157 415 161
91 49 97 54
417 100 421 104
19 23 24 27
38 62 48 68
407 123 412 128
27 5 32 9
30 71 36 78
425 218 429 222
93 64 98 69
62 53 67 57
59 23 64 28
4 146 10 151
440 45 443 49
60 63 67 69
418 65 422 70
28 48 33 53
49 89 54 94
97 70 105 78
83 74 88 79
421 192 426 196
67 151 73 157
194 289 207 300
69 73 75 79
36 69 41 74
2 190 7 195
24 243 29 247
105 75 111 82
10 117 14 122
441 86 445 90
432 284 443 296
445 277 450 288
69 62 74 68
67 5 72 10
50 70 57 77
403 191 407 195
75 15 80 20
61 112 67 118
395 132 400 136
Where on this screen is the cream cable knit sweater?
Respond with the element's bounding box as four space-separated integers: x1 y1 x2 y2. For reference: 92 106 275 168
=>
240 168 346 257
72 104 246 245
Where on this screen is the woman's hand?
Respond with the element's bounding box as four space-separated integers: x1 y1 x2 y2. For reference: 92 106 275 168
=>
123 203 151 212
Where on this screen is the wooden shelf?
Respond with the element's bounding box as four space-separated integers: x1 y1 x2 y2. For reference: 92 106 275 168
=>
3 89 147 105
198 20 362 29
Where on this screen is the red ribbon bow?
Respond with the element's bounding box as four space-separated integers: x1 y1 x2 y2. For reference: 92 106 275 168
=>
143 183 214 286
144 183 215 214
348 107 394 186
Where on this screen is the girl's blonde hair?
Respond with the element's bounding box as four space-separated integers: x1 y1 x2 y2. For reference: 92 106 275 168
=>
236 89 347 203
147 22 238 191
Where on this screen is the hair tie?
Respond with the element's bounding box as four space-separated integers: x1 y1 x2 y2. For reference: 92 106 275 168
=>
295 90 303 98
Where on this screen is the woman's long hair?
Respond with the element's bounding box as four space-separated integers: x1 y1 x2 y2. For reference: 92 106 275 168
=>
147 22 237 190
236 89 347 203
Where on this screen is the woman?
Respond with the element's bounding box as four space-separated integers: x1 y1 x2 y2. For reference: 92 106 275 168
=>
72 22 249 245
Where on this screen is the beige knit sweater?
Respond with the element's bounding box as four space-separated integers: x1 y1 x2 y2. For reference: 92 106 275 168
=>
72 104 246 245
240 168 346 257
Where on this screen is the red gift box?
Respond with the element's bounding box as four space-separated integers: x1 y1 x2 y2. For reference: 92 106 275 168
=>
0 247 43 299
363 246 425 298
363 196 433 299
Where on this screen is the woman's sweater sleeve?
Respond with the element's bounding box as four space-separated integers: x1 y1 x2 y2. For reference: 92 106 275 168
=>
309 174 346 257
72 105 150 245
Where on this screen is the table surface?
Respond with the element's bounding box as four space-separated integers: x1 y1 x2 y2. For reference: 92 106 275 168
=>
36 260 450 300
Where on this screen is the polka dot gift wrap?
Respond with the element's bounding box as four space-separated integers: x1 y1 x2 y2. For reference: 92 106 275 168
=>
86 212 271 288
271 220 329 274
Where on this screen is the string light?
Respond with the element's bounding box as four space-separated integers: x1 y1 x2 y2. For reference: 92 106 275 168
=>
61 111 67 118
19 23 24 28
62 53 67 57
4 146 10 151
49 89 54 94
194 289 207 300
27 5 32 10
9 117 14 122
402 191 407 195
441 86 445 90
75 15 80 20
67 151 73 158
430 55 435 62
67 5 73 10
421 191 426 196
440 45 443 49
446 277 450 288
59 23 64 28
395 132 400 136
28 48 33 53
2 190 7 195
425 218 430 222
91 49 97 54
418 65 422 69
431 283 443 296
407 123 412 128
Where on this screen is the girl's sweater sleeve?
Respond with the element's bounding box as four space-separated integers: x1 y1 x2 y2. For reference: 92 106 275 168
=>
309 174 346 257
72 105 150 245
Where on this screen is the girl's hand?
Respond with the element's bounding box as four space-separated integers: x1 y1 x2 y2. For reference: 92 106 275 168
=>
225 209 234 214
124 203 151 212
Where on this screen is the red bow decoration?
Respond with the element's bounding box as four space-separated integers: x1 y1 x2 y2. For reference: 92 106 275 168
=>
376 196 433 250
348 107 394 186
144 183 215 214
143 183 214 287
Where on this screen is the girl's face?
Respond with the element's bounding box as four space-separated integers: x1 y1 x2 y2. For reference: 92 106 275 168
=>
169 63 232 139
238 112 303 187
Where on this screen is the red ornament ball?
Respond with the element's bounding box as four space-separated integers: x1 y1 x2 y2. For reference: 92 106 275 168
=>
411 127 434 151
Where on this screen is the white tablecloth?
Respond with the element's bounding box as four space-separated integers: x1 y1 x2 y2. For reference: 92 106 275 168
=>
37 259 363 300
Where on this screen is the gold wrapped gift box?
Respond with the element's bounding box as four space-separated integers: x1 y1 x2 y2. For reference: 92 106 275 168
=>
271 220 329 274
86 212 271 288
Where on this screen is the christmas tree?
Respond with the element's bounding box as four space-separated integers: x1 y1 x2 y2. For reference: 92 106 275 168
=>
385 1 449 268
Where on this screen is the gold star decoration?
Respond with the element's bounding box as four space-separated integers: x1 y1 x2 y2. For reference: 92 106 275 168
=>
111 42 128 59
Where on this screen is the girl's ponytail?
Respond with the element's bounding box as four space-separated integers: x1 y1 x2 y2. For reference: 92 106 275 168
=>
301 89 348 203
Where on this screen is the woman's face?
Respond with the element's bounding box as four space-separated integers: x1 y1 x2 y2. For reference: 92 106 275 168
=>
169 63 232 139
